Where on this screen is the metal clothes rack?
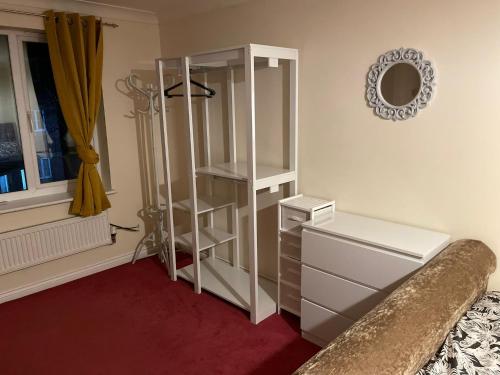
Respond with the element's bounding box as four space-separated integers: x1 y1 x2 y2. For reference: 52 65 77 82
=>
156 44 299 324
126 74 169 270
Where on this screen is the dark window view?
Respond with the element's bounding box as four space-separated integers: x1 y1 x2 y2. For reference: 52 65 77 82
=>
0 35 27 194
24 41 79 184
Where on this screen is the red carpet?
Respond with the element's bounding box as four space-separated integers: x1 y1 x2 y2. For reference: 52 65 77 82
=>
0 256 319 375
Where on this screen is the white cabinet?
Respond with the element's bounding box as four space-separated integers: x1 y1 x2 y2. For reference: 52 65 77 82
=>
300 211 450 347
277 195 335 317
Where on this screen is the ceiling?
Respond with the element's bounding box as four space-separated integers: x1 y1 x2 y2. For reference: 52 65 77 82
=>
85 0 251 19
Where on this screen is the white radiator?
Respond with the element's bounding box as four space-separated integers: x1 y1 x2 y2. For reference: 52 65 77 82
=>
0 213 112 275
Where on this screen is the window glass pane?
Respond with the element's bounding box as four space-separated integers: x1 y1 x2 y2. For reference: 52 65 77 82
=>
23 41 79 184
0 35 27 194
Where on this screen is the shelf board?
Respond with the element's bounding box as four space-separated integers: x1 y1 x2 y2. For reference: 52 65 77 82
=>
175 227 236 252
196 162 249 181
301 211 451 261
178 257 277 320
281 196 334 212
173 196 232 214
196 162 296 190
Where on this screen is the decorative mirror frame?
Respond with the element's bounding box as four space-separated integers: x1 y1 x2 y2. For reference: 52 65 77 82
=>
366 48 436 121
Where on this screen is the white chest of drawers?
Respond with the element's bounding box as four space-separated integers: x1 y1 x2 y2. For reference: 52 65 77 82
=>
300 211 450 347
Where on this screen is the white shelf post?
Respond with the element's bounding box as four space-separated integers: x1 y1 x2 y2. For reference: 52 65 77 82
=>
202 72 215 259
289 58 299 196
245 45 259 324
227 68 240 268
156 58 177 281
182 56 201 294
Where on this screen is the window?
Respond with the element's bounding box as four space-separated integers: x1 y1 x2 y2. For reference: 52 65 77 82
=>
23 40 80 185
0 29 108 202
0 34 26 195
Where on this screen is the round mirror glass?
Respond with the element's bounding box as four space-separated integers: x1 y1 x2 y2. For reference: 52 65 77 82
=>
380 63 421 106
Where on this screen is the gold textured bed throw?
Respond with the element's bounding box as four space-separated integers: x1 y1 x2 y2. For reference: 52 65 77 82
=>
294 239 496 375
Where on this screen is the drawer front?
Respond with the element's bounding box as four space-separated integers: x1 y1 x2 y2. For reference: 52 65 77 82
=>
302 229 422 290
301 299 353 344
280 256 301 286
281 240 301 261
312 205 335 220
281 206 309 233
280 282 300 315
302 265 387 320
280 230 301 247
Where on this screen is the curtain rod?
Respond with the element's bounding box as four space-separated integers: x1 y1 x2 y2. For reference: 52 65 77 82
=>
0 7 119 28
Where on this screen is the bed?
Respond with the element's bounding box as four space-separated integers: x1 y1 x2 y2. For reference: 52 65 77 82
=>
295 239 498 375
0 123 24 176
419 291 500 375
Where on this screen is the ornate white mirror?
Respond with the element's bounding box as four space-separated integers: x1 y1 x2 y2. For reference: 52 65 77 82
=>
366 48 436 121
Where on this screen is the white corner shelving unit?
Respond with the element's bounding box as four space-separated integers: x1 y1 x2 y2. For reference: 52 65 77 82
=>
156 44 299 324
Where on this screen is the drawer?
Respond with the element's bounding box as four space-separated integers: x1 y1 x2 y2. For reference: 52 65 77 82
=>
301 299 353 344
302 265 387 320
311 205 335 221
280 230 301 247
281 206 309 233
280 282 300 315
280 256 301 286
302 229 422 290
281 240 301 261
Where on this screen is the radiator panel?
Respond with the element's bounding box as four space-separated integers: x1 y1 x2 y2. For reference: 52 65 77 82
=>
0 213 112 275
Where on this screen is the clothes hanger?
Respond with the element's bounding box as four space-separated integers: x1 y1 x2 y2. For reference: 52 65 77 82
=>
164 79 216 98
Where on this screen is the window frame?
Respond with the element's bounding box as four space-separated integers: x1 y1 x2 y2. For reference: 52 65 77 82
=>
0 28 104 202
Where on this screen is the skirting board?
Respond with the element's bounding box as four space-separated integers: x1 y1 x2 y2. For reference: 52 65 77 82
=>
0 249 159 305
302 331 328 348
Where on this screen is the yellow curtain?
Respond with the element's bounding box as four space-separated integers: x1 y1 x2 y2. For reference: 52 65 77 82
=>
44 11 110 217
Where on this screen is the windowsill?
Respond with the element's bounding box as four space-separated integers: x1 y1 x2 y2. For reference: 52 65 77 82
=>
0 190 117 215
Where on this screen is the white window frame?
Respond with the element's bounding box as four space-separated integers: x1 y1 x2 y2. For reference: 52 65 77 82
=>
0 28 104 202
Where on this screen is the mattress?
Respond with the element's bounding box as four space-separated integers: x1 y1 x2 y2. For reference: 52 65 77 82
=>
419 291 500 375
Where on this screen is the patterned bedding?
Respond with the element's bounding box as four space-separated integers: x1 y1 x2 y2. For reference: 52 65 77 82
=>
418 291 500 375
0 141 22 161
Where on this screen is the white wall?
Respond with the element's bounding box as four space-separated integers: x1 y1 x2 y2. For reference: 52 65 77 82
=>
159 0 500 288
0 0 162 296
